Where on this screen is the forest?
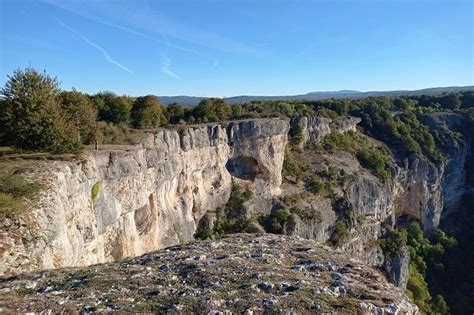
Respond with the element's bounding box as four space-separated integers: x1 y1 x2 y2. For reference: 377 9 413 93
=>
1 67 473 160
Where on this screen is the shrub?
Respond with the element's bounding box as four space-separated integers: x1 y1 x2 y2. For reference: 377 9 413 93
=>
329 219 349 246
306 175 324 193
356 147 393 182
289 123 305 146
95 122 136 145
259 208 290 234
407 264 432 312
380 227 408 258
91 181 100 200
195 187 253 240
282 148 308 181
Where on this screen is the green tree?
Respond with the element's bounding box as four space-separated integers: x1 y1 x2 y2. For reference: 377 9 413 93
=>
131 95 167 128
0 67 80 153
93 92 133 124
193 98 231 122
60 89 97 144
165 102 187 124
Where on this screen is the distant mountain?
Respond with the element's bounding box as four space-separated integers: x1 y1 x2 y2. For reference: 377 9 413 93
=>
158 86 474 107
157 96 205 107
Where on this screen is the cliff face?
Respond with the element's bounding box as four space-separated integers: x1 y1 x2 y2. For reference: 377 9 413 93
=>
283 113 469 287
289 116 360 149
393 113 468 230
0 114 468 278
0 119 288 275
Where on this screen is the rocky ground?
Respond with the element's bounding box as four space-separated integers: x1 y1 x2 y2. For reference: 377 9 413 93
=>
0 234 417 314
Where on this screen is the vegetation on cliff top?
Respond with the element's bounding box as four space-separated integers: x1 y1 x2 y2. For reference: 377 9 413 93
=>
1 67 472 161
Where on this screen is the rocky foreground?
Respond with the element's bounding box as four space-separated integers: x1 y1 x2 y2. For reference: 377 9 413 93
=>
0 234 417 314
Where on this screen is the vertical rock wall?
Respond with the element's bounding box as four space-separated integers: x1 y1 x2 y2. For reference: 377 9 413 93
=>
0 119 288 275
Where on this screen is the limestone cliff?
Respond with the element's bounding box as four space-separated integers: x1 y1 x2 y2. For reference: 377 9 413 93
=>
0 119 288 275
283 113 469 288
0 113 468 281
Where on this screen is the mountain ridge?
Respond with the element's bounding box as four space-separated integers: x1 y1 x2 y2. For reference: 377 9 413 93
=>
158 86 474 106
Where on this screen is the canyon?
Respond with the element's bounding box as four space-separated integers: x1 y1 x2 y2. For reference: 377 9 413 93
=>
0 113 468 281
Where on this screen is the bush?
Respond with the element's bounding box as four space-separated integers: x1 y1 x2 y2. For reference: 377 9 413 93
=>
259 209 290 234
319 131 393 182
91 181 100 200
356 147 393 182
282 148 308 181
289 123 305 146
195 187 253 240
306 175 324 193
95 122 136 144
407 264 432 312
329 219 349 246
380 227 408 258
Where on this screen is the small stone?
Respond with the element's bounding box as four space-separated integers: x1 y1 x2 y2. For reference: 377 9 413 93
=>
159 264 172 272
250 273 263 280
25 280 38 289
281 282 299 292
257 282 274 292
262 298 277 308
331 272 343 280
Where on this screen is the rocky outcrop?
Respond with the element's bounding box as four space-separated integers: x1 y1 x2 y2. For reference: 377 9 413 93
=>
290 116 361 148
0 233 419 314
384 246 410 289
393 113 469 231
283 112 469 282
0 119 288 275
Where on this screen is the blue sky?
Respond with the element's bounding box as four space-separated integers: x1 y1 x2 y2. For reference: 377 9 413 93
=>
1 0 473 97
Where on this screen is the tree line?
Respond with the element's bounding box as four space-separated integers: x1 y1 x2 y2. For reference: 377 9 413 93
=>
1 67 472 155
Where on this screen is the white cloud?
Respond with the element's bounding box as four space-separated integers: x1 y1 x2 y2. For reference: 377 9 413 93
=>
161 53 179 79
45 0 254 54
57 19 133 73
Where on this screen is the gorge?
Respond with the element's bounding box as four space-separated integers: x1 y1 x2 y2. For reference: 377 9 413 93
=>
0 102 472 314
1 113 469 274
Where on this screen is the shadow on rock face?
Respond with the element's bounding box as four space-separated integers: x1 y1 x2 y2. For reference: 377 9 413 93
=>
226 156 261 181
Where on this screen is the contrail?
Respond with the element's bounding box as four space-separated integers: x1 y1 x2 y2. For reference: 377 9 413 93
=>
57 19 133 74
161 53 179 79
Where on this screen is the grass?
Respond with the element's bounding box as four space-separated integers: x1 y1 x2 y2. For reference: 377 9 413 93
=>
0 171 40 222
